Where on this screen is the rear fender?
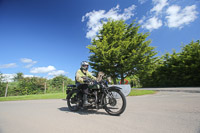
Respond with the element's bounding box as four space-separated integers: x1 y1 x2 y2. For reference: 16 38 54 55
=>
66 89 79 99
66 84 77 95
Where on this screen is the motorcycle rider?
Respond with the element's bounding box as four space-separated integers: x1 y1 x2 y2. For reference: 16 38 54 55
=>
75 61 96 106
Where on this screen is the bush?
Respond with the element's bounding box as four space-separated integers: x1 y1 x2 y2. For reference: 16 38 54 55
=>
142 40 200 87
0 74 75 97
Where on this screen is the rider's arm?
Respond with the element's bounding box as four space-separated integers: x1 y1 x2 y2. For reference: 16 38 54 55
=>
87 71 96 80
76 70 84 83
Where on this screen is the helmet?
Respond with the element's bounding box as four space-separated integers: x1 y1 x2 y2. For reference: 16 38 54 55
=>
81 61 89 71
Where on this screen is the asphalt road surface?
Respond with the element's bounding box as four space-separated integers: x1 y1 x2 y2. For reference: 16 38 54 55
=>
0 88 200 133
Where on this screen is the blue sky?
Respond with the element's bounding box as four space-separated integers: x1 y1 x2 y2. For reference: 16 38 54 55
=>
0 0 199 81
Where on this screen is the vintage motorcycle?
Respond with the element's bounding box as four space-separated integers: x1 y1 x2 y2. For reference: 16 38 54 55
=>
66 72 126 116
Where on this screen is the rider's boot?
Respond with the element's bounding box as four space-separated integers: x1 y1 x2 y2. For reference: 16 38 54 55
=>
83 94 90 106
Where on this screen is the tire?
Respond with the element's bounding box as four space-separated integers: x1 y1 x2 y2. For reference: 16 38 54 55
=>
104 89 126 116
67 90 81 111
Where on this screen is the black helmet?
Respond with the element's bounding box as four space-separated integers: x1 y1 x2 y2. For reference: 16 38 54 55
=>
81 61 89 71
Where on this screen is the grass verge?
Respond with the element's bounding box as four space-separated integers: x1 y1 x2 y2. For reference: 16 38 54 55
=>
128 89 156 96
0 90 156 102
0 93 66 102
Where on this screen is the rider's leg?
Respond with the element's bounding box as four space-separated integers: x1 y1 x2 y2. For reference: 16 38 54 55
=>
82 85 90 106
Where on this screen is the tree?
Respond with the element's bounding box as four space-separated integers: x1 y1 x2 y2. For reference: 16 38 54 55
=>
17 77 47 95
49 75 74 90
144 40 200 87
0 72 6 97
87 20 157 84
13 72 24 82
0 72 4 82
177 40 200 86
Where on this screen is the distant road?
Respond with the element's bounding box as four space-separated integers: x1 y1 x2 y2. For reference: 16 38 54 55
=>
138 87 200 93
0 87 200 133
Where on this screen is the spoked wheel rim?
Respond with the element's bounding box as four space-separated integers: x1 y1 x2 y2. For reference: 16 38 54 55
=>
104 89 126 115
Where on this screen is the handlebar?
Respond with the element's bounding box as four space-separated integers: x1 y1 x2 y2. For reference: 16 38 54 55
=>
82 76 96 84
82 76 108 86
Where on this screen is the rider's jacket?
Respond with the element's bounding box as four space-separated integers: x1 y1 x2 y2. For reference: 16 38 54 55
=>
75 69 96 84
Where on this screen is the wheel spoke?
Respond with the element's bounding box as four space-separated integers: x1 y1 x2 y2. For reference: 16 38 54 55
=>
67 90 80 111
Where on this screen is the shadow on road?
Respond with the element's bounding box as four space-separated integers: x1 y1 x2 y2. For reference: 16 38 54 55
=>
58 107 109 116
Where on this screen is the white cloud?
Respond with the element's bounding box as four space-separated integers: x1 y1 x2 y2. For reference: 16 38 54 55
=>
138 0 168 31
138 0 148 4
23 75 35 78
2 74 35 82
30 65 67 77
166 5 198 28
2 74 15 82
30 66 56 74
142 17 163 30
138 16 146 24
139 0 198 31
24 63 36 68
0 63 17 69
21 58 33 63
48 70 67 76
82 4 136 39
124 5 136 19
21 58 37 68
151 0 168 15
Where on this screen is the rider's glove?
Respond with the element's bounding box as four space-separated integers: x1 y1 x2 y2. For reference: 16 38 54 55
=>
82 77 89 83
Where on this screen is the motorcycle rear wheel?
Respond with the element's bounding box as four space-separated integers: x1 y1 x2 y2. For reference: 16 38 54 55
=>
104 89 126 116
67 90 81 111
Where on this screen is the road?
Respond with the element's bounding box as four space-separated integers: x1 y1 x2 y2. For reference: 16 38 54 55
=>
0 88 200 133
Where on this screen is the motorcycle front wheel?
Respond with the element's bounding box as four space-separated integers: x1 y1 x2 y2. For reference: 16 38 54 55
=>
67 90 81 111
104 89 126 116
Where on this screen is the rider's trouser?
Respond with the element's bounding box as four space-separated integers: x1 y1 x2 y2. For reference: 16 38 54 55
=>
76 84 89 105
76 84 88 94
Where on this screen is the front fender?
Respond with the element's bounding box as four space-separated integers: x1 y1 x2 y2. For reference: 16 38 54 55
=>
108 86 122 90
108 85 131 96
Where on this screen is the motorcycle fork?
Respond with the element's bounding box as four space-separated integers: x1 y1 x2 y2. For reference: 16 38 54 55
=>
104 89 114 98
102 89 114 106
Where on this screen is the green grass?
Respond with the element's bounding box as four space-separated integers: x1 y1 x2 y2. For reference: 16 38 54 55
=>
0 93 66 102
128 89 156 96
0 89 156 102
